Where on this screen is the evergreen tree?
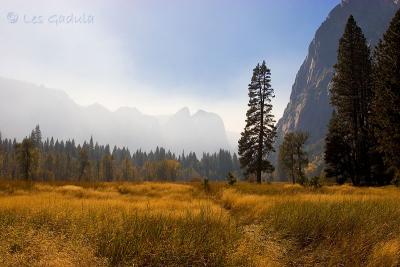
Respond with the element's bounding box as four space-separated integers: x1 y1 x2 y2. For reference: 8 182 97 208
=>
102 154 114 181
89 136 94 159
226 172 236 186
324 112 353 184
122 157 135 181
372 9 400 181
238 61 277 183
0 132 3 177
30 125 42 149
294 132 309 184
15 138 39 181
43 153 55 180
328 15 374 185
78 147 89 181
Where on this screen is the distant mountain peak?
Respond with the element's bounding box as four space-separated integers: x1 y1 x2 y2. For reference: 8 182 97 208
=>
175 107 191 117
88 103 108 110
193 109 208 116
114 106 141 115
0 79 231 155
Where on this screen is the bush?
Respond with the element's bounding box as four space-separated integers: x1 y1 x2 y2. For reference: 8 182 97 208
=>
336 175 347 185
297 175 308 186
308 176 322 188
203 178 210 192
227 172 237 186
390 169 400 187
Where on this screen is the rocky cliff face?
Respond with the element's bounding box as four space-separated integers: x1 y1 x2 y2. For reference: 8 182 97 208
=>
275 0 400 176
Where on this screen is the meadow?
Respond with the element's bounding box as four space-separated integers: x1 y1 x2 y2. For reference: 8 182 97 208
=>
0 180 399 266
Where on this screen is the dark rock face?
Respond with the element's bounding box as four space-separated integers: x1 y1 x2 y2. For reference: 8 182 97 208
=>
274 0 400 176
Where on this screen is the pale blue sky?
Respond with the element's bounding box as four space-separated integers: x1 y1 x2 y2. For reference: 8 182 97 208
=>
0 0 339 132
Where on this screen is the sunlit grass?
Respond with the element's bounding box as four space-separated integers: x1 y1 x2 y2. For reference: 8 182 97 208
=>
0 181 237 266
222 183 400 266
0 180 399 266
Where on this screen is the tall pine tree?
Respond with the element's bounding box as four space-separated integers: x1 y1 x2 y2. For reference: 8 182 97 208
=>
16 138 39 181
372 9 400 182
328 16 374 185
30 125 42 149
238 61 276 183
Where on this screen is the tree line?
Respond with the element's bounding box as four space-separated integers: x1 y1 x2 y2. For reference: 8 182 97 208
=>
0 126 241 182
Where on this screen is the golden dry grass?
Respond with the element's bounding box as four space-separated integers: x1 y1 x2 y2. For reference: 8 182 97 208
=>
0 180 399 266
0 181 235 266
222 183 400 266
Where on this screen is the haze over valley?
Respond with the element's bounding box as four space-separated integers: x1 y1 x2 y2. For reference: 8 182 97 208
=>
0 77 232 155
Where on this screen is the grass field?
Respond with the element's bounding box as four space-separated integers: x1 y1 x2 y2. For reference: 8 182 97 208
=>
0 180 399 266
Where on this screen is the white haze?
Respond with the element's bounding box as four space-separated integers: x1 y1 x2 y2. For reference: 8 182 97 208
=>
0 0 250 135
0 77 235 155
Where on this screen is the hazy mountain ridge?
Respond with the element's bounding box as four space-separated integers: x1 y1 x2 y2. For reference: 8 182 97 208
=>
274 0 400 176
0 77 231 155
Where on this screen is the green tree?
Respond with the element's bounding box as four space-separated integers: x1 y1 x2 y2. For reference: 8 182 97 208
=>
30 125 42 148
372 9 400 181
78 147 89 181
43 152 55 181
102 154 114 181
324 112 353 184
122 157 135 181
294 132 309 184
0 132 3 177
159 160 180 181
279 132 309 184
329 15 374 185
226 172 236 186
238 61 277 183
16 138 39 181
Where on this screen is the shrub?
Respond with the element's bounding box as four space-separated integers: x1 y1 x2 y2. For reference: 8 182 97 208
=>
297 175 308 186
336 175 347 185
203 178 210 192
227 172 237 186
308 176 322 188
392 171 400 187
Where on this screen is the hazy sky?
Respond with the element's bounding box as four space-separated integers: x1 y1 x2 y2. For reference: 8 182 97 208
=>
0 0 339 132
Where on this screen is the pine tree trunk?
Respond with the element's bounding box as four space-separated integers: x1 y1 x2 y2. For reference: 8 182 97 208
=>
297 146 301 181
291 153 295 184
257 83 264 184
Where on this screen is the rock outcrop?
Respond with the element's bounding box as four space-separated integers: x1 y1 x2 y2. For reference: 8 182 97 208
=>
275 0 400 177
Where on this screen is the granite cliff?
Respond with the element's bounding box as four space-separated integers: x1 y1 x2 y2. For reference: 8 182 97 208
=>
275 0 400 177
